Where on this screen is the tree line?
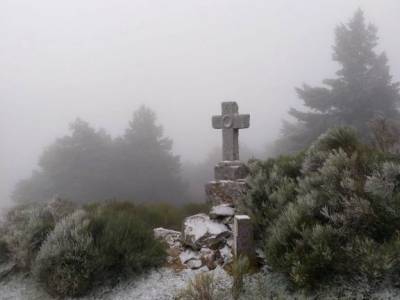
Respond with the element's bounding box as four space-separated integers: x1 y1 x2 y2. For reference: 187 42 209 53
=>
13 106 187 204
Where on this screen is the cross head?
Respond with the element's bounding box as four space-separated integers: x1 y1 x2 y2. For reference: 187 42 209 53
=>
212 102 250 161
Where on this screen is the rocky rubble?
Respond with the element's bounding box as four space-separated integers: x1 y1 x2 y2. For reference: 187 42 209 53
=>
153 206 235 270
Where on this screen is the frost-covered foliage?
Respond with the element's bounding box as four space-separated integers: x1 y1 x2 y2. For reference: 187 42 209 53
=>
31 201 166 297
0 204 55 269
247 127 400 288
33 210 96 297
0 198 76 270
246 153 303 239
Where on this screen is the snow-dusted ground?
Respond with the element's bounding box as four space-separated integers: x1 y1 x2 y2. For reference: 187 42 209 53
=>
0 267 231 300
1 265 400 300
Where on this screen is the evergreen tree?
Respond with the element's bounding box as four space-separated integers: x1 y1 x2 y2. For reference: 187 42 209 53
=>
275 10 400 154
115 106 186 203
13 119 114 202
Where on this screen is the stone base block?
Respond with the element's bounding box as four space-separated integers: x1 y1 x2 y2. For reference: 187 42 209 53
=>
233 215 255 262
205 180 247 206
214 161 249 180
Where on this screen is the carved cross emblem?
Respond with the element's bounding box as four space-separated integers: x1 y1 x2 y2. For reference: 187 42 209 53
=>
212 102 250 161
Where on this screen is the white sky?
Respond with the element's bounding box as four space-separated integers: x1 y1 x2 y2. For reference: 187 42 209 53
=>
1 0 399 206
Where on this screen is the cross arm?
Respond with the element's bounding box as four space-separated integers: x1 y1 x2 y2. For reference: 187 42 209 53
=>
235 114 250 129
212 114 250 129
212 115 223 129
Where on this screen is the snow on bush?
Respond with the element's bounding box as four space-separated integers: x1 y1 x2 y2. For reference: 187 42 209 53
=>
246 127 400 288
1 203 55 269
33 209 96 297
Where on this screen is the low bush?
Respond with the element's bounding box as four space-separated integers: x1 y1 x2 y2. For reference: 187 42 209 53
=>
1 204 55 269
33 201 166 297
3 198 202 297
88 201 166 282
33 210 96 297
246 127 400 288
0 198 76 270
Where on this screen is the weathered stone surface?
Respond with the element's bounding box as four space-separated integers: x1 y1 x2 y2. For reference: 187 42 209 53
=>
209 204 235 219
205 180 248 206
179 249 201 264
153 227 182 248
214 161 249 180
182 213 231 250
212 102 250 161
179 249 204 269
219 245 233 265
200 248 217 270
233 215 255 261
186 259 203 269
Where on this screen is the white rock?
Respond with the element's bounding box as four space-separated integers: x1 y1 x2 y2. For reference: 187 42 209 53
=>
182 213 231 250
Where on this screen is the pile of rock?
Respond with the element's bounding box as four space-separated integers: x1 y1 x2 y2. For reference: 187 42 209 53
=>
154 203 235 271
154 102 253 271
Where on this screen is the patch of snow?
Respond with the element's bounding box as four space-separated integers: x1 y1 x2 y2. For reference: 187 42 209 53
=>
183 214 228 243
234 215 250 220
210 204 234 217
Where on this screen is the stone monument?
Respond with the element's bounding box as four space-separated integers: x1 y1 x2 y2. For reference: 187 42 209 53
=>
205 102 250 207
206 101 254 260
154 101 255 269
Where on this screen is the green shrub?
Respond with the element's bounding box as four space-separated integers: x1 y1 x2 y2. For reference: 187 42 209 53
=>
33 210 96 297
33 201 166 297
88 202 166 282
247 127 400 288
246 153 303 239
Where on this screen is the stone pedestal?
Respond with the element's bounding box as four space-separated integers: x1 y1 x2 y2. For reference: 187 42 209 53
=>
205 180 248 206
214 161 249 180
233 215 255 261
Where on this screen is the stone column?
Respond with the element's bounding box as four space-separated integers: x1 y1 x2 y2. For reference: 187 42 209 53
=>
233 215 255 261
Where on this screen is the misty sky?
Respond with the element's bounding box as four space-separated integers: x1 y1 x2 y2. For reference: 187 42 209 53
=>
1 0 399 206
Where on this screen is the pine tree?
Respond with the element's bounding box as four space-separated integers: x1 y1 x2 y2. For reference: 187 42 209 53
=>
13 119 114 202
115 106 186 203
276 10 400 154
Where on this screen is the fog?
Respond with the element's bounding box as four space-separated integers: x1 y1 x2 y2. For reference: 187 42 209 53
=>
1 0 399 208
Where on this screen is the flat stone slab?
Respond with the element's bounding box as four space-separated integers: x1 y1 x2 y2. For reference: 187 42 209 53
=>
214 161 249 180
205 180 248 206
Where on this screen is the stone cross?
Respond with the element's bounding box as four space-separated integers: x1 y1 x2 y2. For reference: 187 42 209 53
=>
212 102 250 161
